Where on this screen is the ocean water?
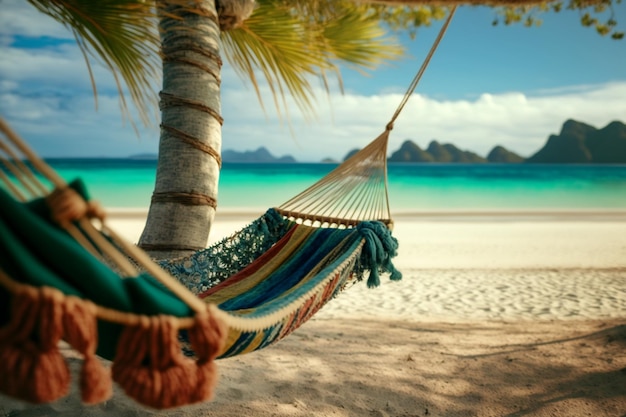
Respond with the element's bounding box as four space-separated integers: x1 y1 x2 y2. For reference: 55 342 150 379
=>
25 159 626 213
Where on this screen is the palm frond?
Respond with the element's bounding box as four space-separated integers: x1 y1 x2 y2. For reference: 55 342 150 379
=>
27 0 162 128
221 0 406 120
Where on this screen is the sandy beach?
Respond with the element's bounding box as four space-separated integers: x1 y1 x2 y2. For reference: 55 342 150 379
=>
2 211 625 416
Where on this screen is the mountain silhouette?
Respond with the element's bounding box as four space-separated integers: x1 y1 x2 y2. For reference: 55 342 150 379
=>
527 120 626 163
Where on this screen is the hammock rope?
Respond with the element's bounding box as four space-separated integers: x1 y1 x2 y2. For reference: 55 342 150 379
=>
276 7 457 227
387 6 457 131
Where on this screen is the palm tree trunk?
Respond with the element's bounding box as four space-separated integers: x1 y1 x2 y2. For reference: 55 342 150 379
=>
138 1 223 260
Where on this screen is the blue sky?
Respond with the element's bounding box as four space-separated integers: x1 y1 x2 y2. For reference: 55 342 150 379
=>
1 0 625 161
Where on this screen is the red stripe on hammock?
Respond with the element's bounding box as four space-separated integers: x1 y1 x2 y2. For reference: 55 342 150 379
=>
197 225 299 298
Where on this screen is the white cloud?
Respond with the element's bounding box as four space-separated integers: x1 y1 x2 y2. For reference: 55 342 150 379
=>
4 70 626 160
0 0 75 39
0 41 144 98
1 90 160 157
221 81 626 161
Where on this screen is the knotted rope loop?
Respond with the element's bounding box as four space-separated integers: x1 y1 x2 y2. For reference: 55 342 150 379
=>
187 304 229 402
159 92 224 124
188 305 228 363
160 45 223 69
160 123 223 168
63 296 112 404
151 190 218 208
112 315 191 408
46 186 106 226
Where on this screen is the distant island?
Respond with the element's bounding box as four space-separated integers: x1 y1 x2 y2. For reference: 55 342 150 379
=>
341 119 626 164
222 147 296 163
526 120 626 164
134 119 625 164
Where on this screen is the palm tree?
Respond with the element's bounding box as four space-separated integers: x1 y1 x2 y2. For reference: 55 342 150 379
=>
137 0 410 259
136 1 229 258
25 0 621 261
23 0 408 259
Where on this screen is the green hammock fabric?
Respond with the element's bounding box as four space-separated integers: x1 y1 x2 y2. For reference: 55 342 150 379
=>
0 182 194 359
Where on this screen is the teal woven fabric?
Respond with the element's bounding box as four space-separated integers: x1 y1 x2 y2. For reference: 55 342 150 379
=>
158 209 294 295
0 181 193 359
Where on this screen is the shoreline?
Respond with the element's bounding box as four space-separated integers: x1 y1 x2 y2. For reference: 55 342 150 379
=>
105 207 626 222
106 210 626 270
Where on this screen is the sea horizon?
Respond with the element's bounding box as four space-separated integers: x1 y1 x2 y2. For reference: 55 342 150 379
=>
33 158 626 214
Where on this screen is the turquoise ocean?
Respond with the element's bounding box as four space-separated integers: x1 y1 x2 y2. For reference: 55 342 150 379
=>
42 159 626 213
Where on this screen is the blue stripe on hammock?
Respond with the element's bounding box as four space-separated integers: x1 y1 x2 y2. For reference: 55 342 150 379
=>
244 237 361 318
221 331 259 357
217 226 356 311
255 322 284 351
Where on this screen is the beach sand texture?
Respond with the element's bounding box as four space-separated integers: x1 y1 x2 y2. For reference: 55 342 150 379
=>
1 213 625 416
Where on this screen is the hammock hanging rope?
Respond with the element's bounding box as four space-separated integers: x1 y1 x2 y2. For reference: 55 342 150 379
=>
0 7 456 410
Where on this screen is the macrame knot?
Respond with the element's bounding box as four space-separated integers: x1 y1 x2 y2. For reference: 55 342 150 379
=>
63 296 112 404
356 221 402 288
112 308 228 409
46 187 105 225
0 286 70 403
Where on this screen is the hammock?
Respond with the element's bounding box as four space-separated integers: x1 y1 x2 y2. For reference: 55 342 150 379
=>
0 9 455 410
0 117 400 410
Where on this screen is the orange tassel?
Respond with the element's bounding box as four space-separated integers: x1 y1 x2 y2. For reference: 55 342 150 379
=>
112 315 199 409
63 296 112 404
0 286 70 403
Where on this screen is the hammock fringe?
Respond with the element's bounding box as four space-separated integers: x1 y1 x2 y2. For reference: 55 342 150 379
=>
0 280 229 408
110 311 226 409
356 221 402 288
0 286 70 404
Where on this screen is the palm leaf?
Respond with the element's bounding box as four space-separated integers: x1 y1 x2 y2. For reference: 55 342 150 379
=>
27 0 162 128
221 0 405 120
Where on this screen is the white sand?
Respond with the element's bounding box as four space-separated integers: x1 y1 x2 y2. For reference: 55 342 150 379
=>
2 210 625 416
108 209 626 270
106 210 626 322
